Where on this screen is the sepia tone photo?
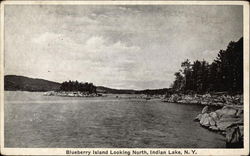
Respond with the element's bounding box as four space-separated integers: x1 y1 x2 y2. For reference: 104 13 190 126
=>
0 1 249 155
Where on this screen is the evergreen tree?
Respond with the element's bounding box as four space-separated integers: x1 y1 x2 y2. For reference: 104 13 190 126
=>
59 80 97 93
171 37 243 94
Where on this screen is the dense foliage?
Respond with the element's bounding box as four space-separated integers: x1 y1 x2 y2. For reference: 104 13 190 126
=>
135 88 170 95
60 80 97 93
171 37 243 94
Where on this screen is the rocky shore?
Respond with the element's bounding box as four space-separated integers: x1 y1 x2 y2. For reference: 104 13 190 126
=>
194 105 243 147
43 91 102 97
164 93 244 147
163 93 243 106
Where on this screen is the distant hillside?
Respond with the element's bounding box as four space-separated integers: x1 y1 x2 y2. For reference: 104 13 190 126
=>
4 75 170 94
135 88 170 95
96 86 136 94
4 75 61 91
97 86 170 95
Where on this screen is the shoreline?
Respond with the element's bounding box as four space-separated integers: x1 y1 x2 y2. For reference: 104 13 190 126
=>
194 105 243 148
163 93 243 107
163 93 243 148
43 91 102 97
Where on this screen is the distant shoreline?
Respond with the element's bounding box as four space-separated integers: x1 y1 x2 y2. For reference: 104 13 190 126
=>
4 75 170 95
43 91 102 97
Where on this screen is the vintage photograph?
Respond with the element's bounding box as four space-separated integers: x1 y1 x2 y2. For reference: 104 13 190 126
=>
1 0 249 155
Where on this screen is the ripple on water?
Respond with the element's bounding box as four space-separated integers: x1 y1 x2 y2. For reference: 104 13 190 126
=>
5 91 225 148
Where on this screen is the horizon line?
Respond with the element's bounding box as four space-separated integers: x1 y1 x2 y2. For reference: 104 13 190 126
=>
4 74 170 91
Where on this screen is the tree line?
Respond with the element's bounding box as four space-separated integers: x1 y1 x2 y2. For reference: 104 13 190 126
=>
60 80 97 93
135 88 170 95
171 37 243 94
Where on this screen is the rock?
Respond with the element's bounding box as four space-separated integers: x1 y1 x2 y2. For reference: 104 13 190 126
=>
239 125 244 137
226 125 243 148
194 114 202 121
234 105 244 109
216 116 242 131
184 95 193 100
201 106 209 114
165 94 243 106
43 91 55 96
209 112 219 121
215 109 223 118
190 100 199 104
200 113 210 127
215 102 224 106
221 106 237 116
209 125 219 131
192 94 244 148
236 108 243 117
203 94 211 98
177 100 187 104
201 101 209 105
169 94 181 103
213 98 224 103
226 126 240 142
208 117 216 126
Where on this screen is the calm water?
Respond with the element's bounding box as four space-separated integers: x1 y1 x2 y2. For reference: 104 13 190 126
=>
4 91 225 148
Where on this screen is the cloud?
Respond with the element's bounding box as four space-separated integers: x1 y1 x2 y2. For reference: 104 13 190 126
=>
84 36 140 60
31 32 83 60
29 32 142 82
32 32 71 44
82 36 141 63
4 5 243 89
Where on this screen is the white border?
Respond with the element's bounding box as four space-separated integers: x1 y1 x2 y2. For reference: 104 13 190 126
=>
0 1 250 5
0 1 249 155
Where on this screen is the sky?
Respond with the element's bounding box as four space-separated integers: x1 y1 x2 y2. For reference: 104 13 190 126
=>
4 5 243 89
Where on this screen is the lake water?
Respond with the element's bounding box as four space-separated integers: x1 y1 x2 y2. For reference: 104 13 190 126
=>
4 91 225 148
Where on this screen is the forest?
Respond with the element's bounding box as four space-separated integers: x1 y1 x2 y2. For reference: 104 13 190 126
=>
171 37 243 94
60 80 97 93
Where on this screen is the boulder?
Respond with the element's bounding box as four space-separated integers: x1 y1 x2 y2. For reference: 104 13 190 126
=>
216 116 242 131
200 113 210 127
184 95 193 100
190 100 199 104
208 117 216 126
239 125 244 137
221 106 237 116
201 106 209 114
226 126 240 143
193 95 244 148
234 105 244 109
215 109 224 118
194 114 202 121
201 101 209 105
203 94 211 98
169 94 181 103
177 99 187 104
213 98 224 103
209 125 219 131
217 122 233 131
215 102 224 107
226 125 243 148
209 112 219 121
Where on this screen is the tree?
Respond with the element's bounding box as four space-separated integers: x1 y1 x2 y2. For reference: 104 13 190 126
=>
170 37 243 94
59 80 97 93
181 59 192 91
172 71 184 92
